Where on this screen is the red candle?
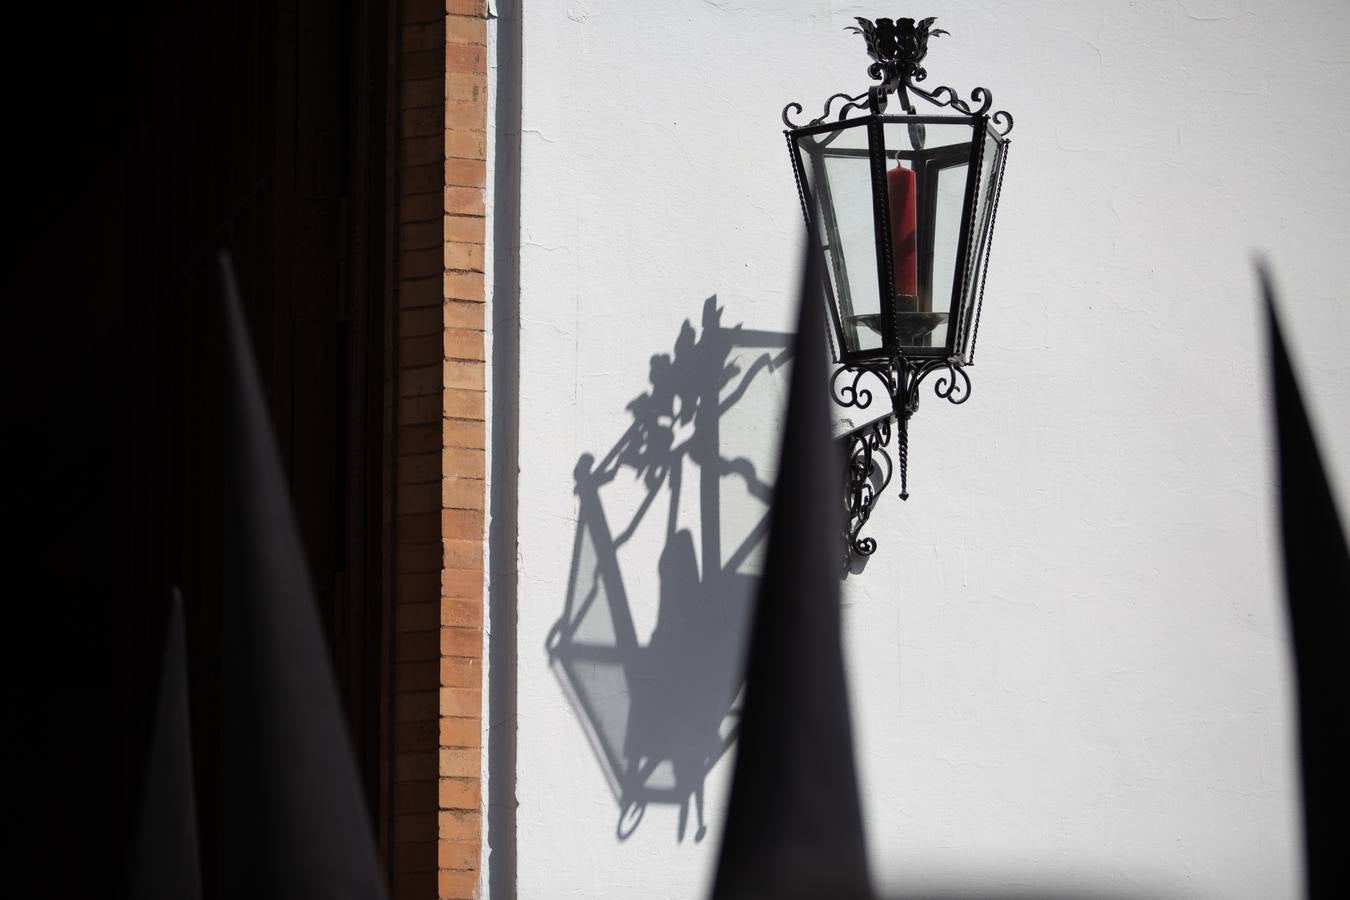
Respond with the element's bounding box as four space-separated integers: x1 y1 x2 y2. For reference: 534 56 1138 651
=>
886 165 918 305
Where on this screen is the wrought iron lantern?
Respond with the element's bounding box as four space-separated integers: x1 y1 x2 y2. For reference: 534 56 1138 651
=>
783 15 1012 561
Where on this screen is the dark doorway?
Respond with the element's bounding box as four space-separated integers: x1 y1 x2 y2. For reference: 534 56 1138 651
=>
13 1 393 895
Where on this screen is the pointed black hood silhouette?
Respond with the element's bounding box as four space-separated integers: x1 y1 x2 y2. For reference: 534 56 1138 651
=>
710 239 872 900
216 253 387 899
130 589 203 900
1263 266 1350 898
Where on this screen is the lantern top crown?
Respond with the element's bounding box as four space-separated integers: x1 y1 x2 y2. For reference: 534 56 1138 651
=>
782 14 1013 135
847 16 948 84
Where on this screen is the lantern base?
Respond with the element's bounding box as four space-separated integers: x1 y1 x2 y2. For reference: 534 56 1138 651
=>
849 310 948 345
832 355 973 567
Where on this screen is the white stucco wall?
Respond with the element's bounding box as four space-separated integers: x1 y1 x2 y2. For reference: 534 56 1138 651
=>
502 1 1350 897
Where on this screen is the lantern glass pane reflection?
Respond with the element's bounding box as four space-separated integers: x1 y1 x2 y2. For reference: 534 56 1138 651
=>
797 122 884 356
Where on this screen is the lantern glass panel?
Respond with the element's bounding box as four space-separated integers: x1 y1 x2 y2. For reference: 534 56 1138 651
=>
796 123 884 356
957 127 1006 362
880 120 977 355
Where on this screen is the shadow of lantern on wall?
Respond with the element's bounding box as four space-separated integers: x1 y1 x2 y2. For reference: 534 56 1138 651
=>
546 299 792 841
784 16 1013 563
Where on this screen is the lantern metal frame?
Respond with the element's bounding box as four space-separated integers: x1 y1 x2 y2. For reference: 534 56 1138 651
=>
782 16 1014 562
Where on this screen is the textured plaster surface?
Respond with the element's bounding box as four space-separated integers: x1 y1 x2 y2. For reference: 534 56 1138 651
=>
507 1 1350 897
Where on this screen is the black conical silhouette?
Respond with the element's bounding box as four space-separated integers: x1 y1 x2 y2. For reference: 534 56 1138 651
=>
710 238 872 900
130 589 203 900
216 253 387 899
1263 266 1350 898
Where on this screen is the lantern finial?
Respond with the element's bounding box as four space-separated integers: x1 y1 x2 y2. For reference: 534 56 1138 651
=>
846 16 949 84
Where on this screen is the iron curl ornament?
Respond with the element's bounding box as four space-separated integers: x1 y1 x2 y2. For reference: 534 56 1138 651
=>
782 16 1014 134
783 14 1013 565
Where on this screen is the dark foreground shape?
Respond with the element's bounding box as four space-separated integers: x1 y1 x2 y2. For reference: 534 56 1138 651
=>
710 238 873 900
1263 267 1350 898
217 254 388 900
131 590 202 900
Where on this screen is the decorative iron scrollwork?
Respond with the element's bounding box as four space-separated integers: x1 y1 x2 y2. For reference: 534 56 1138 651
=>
782 92 871 129
844 418 893 565
830 363 892 411
782 16 1015 138
832 356 973 562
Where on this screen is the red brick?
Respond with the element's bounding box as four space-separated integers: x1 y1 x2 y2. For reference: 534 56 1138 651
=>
439 717 482 749
444 129 486 161
440 627 482 658
439 778 480 812
439 749 480 779
442 565 483 596
444 447 485 479
439 811 481 846
441 600 483 631
443 186 485 218
438 869 479 898
444 215 484 245
442 418 485 449
438 838 479 870
442 508 484 541
445 43 486 75
441 475 485 509
445 76 488 104
445 100 484 131
443 389 484 420
444 159 486 190
444 301 483 330
445 15 486 45
440 688 481 718
443 540 482 572
440 657 480 688
442 328 484 362
444 0 486 17
443 241 484 271
443 360 484 391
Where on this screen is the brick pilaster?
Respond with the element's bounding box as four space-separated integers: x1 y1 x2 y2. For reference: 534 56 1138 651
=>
388 2 488 899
